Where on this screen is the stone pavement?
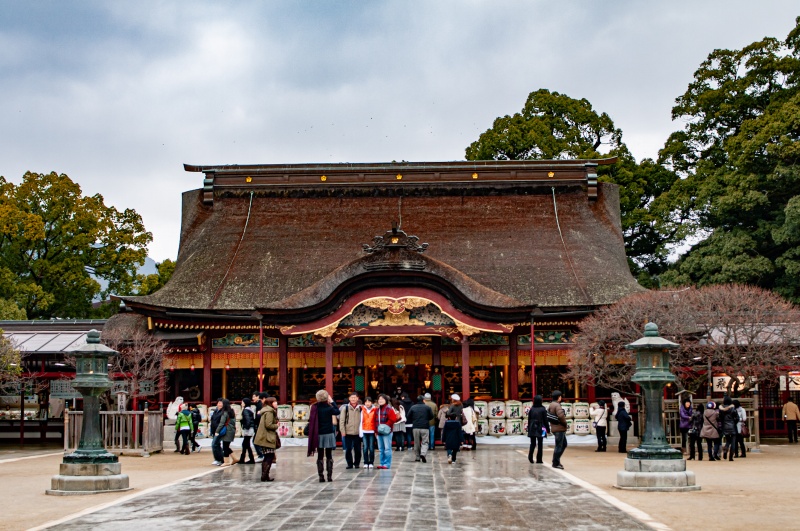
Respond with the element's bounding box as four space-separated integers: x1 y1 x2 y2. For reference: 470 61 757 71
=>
54 447 650 531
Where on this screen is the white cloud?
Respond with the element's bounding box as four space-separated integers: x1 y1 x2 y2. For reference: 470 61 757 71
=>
0 1 797 260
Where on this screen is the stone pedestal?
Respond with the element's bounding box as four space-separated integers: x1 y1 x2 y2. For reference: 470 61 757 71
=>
615 458 700 491
47 462 132 496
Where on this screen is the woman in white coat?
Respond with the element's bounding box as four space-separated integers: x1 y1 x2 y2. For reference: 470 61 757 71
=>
590 400 608 452
462 398 478 451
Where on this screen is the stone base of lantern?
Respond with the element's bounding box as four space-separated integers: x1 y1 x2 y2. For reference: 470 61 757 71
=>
614 458 700 492
46 462 132 496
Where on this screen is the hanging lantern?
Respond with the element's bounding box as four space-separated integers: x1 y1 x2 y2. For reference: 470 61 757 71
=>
225 362 230 371
489 360 494 368
190 362 195 371
454 360 459 368
303 362 308 370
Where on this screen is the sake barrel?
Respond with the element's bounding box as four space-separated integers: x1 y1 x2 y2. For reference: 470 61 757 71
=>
573 418 591 436
198 421 208 437
197 404 209 421
505 418 523 436
488 401 506 419
573 402 590 419
474 401 488 419
561 402 573 418
522 418 529 435
505 400 523 419
232 403 243 420
277 420 293 438
293 421 307 439
277 404 294 421
476 419 488 437
293 404 310 421
522 401 533 417
565 418 574 434
489 419 506 436
235 420 242 437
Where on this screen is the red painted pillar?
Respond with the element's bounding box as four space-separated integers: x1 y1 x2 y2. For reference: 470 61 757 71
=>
279 336 288 404
258 322 264 393
325 337 334 397
530 322 537 398
203 340 212 405
461 337 470 400
509 333 519 400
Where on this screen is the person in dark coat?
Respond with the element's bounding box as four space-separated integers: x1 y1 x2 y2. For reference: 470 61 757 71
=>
615 401 632 453
719 395 738 461
688 403 704 460
407 395 434 463
307 389 339 482
209 400 224 465
188 403 202 452
239 397 256 464
527 395 549 464
443 413 464 464
679 398 693 454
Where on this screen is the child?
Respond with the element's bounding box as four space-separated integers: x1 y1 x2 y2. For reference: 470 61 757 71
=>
443 413 464 464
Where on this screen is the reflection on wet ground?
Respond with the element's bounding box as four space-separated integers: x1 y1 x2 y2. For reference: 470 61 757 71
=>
57 447 649 530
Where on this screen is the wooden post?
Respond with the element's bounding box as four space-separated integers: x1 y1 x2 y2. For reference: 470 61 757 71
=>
461 337 470 400
325 337 334 397
19 388 25 447
509 333 519 400
222 367 228 398
279 336 288 404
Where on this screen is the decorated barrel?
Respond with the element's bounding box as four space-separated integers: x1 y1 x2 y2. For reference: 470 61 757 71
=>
232 403 243 420
476 419 488 437
198 421 208 437
197 404 209 421
293 404 310 421
522 401 533 417
573 418 591 436
522 417 529 435
473 401 488 419
573 402 590 419
561 402 573 419
277 404 294 421
235 420 242 437
505 400 522 419
489 419 506 436
277 420 293 438
293 421 307 438
505 418 524 436
488 401 506 419
565 418 574 434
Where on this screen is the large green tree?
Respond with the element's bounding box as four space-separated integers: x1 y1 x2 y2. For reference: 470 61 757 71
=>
466 89 680 283
659 18 800 301
0 172 152 318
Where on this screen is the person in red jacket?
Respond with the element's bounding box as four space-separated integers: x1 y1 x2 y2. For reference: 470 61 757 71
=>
375 394 397 469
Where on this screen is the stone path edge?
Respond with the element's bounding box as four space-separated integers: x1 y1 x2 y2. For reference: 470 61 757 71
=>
0 451 63 465
28 465 228 531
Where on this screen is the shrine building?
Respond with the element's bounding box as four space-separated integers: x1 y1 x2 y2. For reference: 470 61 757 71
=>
112 159 644 405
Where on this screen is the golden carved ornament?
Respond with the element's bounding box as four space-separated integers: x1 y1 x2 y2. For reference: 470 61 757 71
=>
312 321 340 338
453 319 480 337
369 310 425 327
362 297 432 314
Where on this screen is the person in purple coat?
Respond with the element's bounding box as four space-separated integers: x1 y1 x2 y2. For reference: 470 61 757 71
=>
679 397 693 455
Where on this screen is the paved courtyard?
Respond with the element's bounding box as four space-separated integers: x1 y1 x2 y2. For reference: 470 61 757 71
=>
54 447 649 531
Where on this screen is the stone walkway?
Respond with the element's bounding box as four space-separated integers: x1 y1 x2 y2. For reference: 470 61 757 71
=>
55 447 650 531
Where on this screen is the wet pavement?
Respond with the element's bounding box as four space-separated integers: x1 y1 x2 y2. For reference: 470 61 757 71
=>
55 447 650 531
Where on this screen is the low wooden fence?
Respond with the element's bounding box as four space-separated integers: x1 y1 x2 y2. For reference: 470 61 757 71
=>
663 398 758 449
65 410 164 455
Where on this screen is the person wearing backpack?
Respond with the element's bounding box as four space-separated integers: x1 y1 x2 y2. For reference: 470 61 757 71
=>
188 403 202 452
527 395 549 464
615 401 632 454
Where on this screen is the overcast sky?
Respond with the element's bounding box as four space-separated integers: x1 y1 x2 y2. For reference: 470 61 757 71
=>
1 2 797 261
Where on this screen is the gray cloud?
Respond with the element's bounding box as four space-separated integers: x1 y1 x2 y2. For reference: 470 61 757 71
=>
1 1 796 260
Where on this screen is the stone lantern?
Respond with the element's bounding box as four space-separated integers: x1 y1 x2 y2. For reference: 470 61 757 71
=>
615 322 699 491
47 330 131 495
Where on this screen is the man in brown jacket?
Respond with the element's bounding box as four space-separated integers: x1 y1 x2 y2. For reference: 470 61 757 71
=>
424 393 438 450
783 398 800 443
548 390 568 469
